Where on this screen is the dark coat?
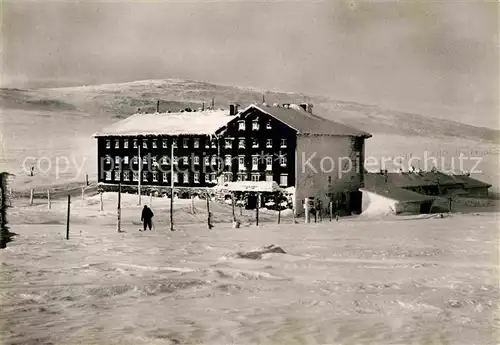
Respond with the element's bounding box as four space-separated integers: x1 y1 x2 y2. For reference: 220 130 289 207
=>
141 207 154 221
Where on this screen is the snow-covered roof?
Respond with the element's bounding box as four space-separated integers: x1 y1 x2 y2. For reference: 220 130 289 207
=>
93 110 235 137
214 181 283 192
229 103 371 137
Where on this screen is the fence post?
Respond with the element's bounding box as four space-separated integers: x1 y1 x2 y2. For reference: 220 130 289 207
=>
30 189 34 206
206 194 212 229
117 183 122 232
85 173 89 186
277 207 281 224
304 197 310 224
47 190 51 210
66 194 71 240
170 189 174 231
255 192 260 226
231 192 235 221
100 192 103 211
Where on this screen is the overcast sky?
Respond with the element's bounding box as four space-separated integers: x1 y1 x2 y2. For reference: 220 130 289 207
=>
3 1 498 127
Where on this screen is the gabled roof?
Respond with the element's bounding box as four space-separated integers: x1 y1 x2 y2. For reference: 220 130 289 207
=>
364 172 436 188
361 186 435 203
229 103 371 137
93 110 235 137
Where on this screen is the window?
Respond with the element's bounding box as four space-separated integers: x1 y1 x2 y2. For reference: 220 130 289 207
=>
114 140 119 149
252 156 259 170
279 174 288 186
237 173 247 181
251 173 260 182
133 139 138 148
211 140 216 148
279 155 287 166
152 140 157 149
204 156 209 165
205 140 210 149
266 139 272 148
252 120 259 130
194 138 199 148
142 171 148 181
238 120 245 131
183 173 189 184
238 156 245 170
266 174 273 182
280 139 287 148
142 156 148 164
328 176 332 184
266 121 272 129
205 174 210 183
142 140 147 149
238 138 245 149
104 156 111 164
223 172 233 182
133 172 138 181
211 156 217 166
225 138 232 149
173 173 178 183
123 171 130 181
161 156 168 164
124 156 129 164
225 155 232 166
172 139 177 148
115 156 120 165
173 156 178 164
252 138 258 148
183 138 189 148
210 173 216 183
152 157 157 165
162 139 168 148
182 156 188 165
194 173 200 184
131 156 138 164
153 172 158 182
194 156 200 165
123 139 129 149
105 140 111 149
105 171 112 180
266 156 273 170
163 172 168 182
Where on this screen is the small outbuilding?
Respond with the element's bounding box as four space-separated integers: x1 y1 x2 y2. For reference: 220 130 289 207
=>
360 186 435 216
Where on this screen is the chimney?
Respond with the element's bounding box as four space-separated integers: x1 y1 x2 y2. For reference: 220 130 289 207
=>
229 103 238 116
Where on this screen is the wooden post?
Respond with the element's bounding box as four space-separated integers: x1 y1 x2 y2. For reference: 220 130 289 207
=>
99 192 103 211
138 144 142 205
117 183 122 232
206 194 212 229
231 192 235 221
85 174 89 186
47 190 51 210
170 144 174 231
30 189 34 206
255 193 260 226
304 197 310 224
66 194 70 240
277 207 281 224
329 200 333 221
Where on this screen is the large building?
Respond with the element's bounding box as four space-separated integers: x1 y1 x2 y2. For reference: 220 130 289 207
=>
93 102 372 214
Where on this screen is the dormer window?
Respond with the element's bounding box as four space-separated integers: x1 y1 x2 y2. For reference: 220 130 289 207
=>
252 119 259 131
238 120 245 131
266 121 272 129
280 139 287 148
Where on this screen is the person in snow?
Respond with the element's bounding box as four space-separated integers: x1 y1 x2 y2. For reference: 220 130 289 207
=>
140 205 154 231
